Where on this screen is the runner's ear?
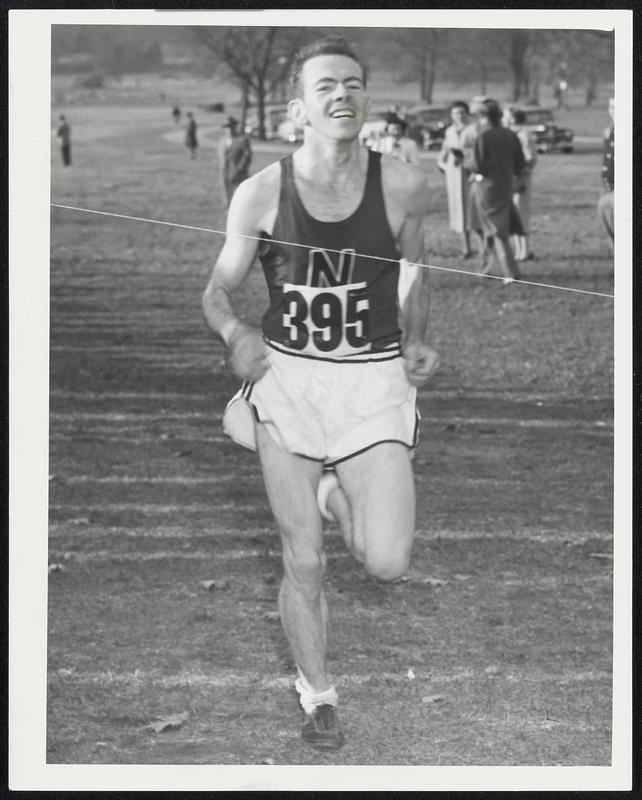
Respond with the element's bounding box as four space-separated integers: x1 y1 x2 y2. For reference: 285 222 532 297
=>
289 98 308 127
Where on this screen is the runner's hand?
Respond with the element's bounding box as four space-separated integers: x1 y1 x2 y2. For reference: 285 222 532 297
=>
227 324 270 382
403 341 441 386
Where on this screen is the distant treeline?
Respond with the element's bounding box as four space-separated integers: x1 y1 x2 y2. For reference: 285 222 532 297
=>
52 25 614 134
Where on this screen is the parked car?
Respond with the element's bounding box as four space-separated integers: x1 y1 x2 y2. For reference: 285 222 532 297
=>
516 107 574 153
197 101 225 113
245 104 290 140
404 105 451 150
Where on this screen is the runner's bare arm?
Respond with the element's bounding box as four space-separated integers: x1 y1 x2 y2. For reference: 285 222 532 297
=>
396 173 441 386
202 172 275 381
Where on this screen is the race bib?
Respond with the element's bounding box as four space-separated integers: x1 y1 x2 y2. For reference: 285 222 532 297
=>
281 281 371 357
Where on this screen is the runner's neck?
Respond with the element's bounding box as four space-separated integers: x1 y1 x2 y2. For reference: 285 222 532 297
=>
293 139 367 186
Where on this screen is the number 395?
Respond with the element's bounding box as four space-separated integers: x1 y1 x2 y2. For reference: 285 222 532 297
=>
281 288 370 352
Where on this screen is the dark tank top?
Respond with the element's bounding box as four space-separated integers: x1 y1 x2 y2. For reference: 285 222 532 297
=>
257 149 402 362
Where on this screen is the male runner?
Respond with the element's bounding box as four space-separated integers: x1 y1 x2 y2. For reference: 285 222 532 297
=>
202 37 440 750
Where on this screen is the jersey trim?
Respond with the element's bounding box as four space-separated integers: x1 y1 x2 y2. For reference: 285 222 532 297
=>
265 338 402 364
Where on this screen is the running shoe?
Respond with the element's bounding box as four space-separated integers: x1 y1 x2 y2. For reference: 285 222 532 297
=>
301 704 345 750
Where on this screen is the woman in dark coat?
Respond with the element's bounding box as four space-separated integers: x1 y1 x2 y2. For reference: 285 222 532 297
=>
469 99 525 283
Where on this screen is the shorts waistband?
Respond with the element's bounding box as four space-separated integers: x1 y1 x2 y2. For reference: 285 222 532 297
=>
265 339 402 364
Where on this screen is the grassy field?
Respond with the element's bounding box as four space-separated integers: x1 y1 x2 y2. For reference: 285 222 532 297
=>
47 97 614 770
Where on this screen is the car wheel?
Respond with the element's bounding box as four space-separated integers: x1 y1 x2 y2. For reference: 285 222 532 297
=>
561 146 574 153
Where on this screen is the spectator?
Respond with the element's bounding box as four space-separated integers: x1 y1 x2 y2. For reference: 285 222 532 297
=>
370 114 420 166
437 100 478 258
172 105 181 125
469 99 526 284
56 115 72 167
503 107 537 261
586 71 597 108
218 116 253 208
554 79 568 111
597 97 614 243
185 112 198 159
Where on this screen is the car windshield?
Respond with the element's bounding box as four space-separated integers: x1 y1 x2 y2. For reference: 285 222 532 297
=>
524 111 554 124
416 109 448 122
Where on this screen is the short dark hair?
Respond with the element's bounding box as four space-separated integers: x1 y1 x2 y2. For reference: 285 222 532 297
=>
450 100 469 114
289 36 368 97
512 109 526 125
478 98 502 125
385 113 407 133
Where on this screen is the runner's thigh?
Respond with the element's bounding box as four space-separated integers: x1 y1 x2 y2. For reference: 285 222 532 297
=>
335 442 415 578
256 423 325 563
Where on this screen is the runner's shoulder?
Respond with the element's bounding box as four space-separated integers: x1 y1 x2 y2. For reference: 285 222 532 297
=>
228 161 281 229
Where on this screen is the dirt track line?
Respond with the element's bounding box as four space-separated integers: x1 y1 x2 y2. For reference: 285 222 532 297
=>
50 434 228 444
423 529 611 543
48 523 611 544
47 548 280 562
49 666 611 689
424 416 612 430
48 546 613 565
49 410 613 429
47 512 612 544
50 389 613 403
49 502 259 514
59 475 236 485
52 411 210 421
51 390 217 400
51 346 214 362
49 524 275 538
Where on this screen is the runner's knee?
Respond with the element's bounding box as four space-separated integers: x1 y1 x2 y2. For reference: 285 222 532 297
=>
282 540 327 592
363 546 411 582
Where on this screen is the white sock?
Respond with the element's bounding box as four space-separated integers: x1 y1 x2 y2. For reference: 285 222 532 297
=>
295 672 338 715
317 471 339 522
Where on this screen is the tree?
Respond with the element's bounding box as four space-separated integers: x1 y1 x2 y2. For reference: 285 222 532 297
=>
536 29 614 106
438 29 506 96
490 29 614 106
388 28 446 103
192 26 309 137
480 29 535 102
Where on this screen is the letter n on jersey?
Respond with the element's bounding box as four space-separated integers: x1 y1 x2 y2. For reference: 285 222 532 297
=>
307 249 356 287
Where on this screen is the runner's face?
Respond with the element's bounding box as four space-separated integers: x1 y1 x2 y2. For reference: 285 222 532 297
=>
296 54 368 140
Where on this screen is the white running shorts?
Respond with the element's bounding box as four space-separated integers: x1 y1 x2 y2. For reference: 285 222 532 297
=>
222 345 419 466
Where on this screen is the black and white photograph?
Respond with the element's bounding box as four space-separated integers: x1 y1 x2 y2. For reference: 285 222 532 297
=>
8 7 632 793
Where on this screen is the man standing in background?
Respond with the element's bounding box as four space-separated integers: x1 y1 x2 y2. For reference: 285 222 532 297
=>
218 116 253 208
57 114 72 166
185 111 198 159
371 113 420 166
597 97 614 243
